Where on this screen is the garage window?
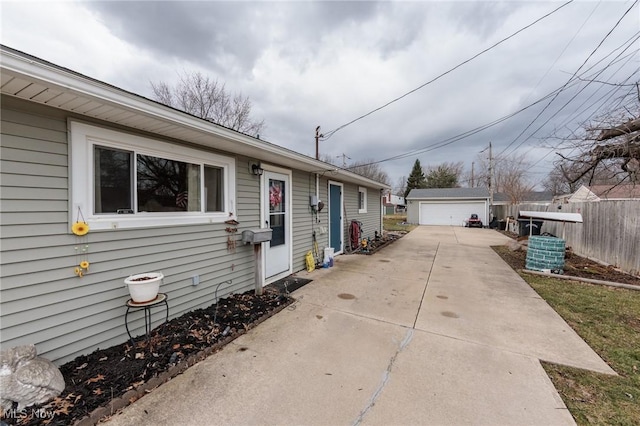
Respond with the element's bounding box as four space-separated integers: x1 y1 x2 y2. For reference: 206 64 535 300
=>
72 122 235 230
358 187 367 214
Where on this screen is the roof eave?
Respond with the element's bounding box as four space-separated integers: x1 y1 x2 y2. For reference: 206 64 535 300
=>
0 46 389 190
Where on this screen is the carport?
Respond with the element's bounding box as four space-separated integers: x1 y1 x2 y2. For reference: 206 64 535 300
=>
406 188 490 226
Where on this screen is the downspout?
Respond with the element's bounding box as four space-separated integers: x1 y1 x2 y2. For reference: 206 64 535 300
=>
380 188 384 234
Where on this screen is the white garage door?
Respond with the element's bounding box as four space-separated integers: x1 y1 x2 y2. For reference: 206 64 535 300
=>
419 201 486 226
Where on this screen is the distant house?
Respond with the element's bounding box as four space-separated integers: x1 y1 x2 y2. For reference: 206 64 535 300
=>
554 184 640 203
382 192 406 215
0 45 389 364
406 188 489 226
493 191 554 206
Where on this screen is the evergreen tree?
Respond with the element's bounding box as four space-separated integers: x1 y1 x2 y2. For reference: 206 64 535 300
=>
404 159 426 199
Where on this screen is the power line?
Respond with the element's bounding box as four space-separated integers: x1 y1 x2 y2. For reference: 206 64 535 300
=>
340 4 638 176
513 0 601 111
320 0 574 141
520 45 640 153
344 65 609 170
345 50 638 174
498 0 639 158
527 68 639 171
505 37 640 169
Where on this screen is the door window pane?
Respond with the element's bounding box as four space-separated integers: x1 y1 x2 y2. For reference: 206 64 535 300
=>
94 146 132 214
269 213 285 246
269 179 286 246
205 166 224 212
137 154 201 212
269 180 285 213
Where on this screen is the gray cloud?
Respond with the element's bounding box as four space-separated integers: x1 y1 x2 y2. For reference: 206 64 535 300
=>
87 1 383 76
2 0 637 191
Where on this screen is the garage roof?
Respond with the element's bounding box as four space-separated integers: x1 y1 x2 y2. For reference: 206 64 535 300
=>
407 187 489 200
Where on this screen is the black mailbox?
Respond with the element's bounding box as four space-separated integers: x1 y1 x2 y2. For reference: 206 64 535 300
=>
242 228 273 244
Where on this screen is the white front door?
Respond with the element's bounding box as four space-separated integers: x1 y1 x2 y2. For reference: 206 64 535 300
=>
264 170 291 280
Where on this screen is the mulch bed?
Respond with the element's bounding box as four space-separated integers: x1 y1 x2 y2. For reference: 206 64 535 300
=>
350 232 404 255
494 236 640 286
1 290 293 426
2 233 408 426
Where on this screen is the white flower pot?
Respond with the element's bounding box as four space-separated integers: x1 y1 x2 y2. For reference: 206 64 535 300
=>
124 272 163 303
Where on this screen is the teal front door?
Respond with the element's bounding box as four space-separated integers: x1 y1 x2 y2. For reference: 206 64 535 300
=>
328 182 343 253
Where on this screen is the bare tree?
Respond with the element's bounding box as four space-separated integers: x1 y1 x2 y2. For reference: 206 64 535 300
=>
151 71 265 136
473 153 535 203
541 166 574 195
542 161 622 195
319 155 390 185
395 176 407 197
494 155 536 203
319 154 339 165
550 89 640 186
347 159 390 185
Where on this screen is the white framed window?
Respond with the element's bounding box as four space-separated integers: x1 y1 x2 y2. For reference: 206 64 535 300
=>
358 186 367 214
70 121 236 231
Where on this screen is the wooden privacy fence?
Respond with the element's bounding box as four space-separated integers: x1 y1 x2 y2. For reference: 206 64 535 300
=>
503 200 640 276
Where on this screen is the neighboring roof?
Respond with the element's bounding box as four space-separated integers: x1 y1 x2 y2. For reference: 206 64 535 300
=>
0 45 389 190
494 191 554 203
565 185 601 202
589 184 640 200
519 211 583 223
554 184 640 203
407 187 489 200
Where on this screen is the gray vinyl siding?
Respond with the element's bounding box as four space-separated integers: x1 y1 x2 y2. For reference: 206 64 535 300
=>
313 177 381 253
1 97 258 364
290 169 316 273
344 184 382 240
316 176 330 255
343 183 383 243
0 95 385 366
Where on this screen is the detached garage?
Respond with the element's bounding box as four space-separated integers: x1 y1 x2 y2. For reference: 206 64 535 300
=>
406 188 490 226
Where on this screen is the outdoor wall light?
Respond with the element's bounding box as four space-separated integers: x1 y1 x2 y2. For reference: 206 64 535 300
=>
251 163 264 176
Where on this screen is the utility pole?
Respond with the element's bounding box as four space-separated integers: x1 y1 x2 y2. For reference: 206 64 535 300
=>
315 126 322 160
471 161 475 187
337 153 351 167
488 141 494 221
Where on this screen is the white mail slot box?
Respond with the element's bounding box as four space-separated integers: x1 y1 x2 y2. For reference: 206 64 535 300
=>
242 228 273 244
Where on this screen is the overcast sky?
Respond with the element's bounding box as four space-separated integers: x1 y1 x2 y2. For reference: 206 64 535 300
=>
2 0 638 191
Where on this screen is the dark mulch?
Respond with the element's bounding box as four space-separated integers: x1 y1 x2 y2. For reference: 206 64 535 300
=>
494 240 640 286
1 290 292 426
351 233 403 255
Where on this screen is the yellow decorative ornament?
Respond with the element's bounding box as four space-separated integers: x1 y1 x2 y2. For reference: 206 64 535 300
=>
72 207 90 278
72 221 89 236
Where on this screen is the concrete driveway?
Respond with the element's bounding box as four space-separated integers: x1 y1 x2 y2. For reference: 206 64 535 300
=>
106 226 614 426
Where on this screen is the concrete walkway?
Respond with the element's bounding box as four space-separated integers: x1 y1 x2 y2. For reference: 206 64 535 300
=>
106 226 615 426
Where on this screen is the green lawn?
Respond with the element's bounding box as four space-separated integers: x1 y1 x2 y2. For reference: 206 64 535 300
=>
383 214 416 232
514 271 640 424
